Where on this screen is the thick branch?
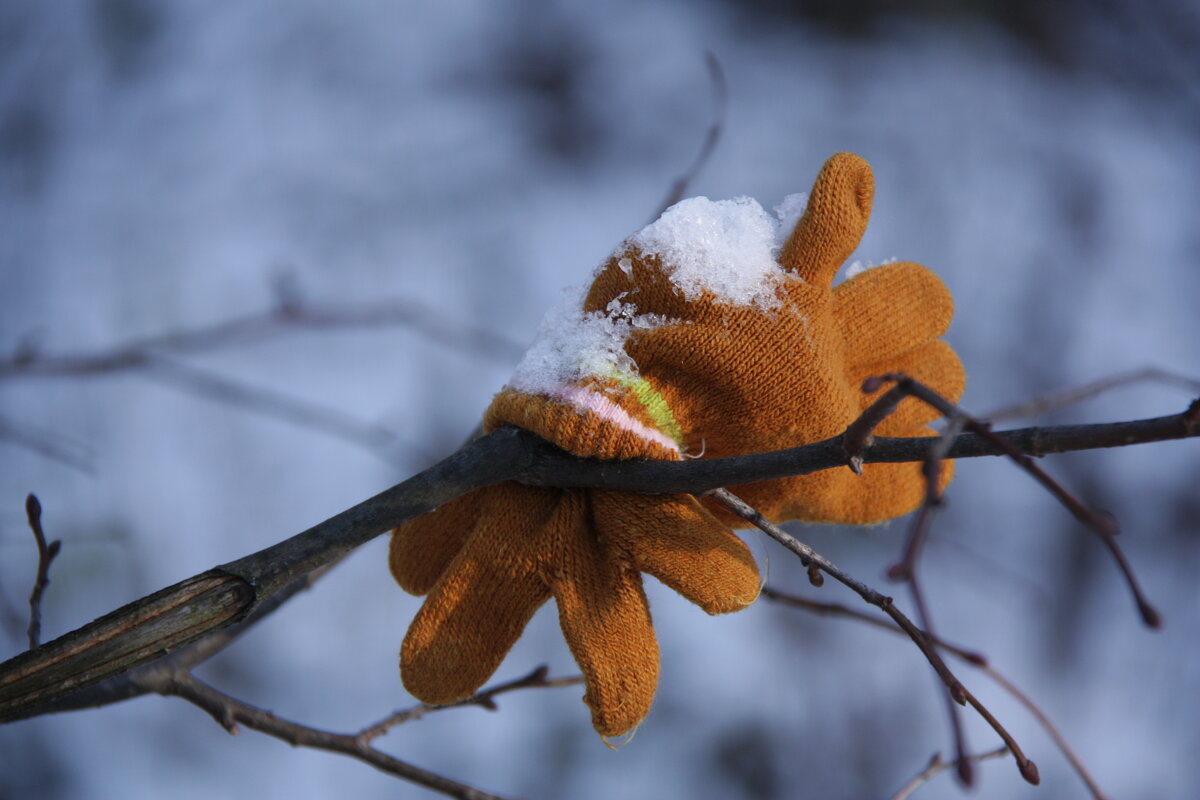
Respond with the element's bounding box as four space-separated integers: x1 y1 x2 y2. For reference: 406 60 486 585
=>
2 406 1196 722
0 429 534 722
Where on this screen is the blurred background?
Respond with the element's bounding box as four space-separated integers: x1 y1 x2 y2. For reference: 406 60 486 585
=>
2 1 1198 798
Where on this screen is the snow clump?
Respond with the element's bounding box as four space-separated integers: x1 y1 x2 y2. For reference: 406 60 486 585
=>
629 194 807 310
507 191 812 394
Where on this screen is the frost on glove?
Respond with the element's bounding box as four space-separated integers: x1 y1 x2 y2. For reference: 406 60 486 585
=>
390 152 965 737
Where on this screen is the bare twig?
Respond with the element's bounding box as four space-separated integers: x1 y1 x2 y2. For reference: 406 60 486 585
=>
357 665 584 743
2 408 1196 722
716 490 1040 785
0 295 523 380
764 588 1104 798
887 413 972 782
0 416 93 472
140 355 418 465
652 52 727 219
153 668 513 800
852 390 972 780
984 366 1200 422
24 495 61 649
841 382 909 475
875 373 1163 629
0 293 523 466
707 489 1039 785
889 747 1010 800
887 415 966 583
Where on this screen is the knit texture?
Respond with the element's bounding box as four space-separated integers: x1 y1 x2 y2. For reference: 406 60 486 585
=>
391 152 965 737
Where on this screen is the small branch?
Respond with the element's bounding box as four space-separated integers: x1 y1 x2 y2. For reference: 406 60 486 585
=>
0 416 93 473
764 588 1103 798
711 490 964 700
887 415 966 582
876 373 1163 628
24 494 62 649
711 489 1038 785
357 665 584 744
0 293 523 466
886 414 972 782
889 747 1010 800
984 366 1200 421
652 52 727 219
155 669 512 800
841 382 909 475
140 355 418 466
0 294 523 380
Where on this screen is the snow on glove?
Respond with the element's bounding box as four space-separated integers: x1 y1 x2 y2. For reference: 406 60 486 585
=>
391 152 964 737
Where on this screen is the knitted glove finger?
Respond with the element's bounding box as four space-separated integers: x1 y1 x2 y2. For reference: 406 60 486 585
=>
848 340 966 434
552 493 658 737
591 491 760 615
400 486 557 704
389 489 484 594
833 262 955 369
778 152 874 287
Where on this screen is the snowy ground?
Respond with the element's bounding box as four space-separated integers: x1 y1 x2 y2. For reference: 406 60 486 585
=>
2 2 1198 799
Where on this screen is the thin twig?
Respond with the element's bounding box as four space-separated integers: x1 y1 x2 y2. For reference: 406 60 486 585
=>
842 382 909 475
140 355 419 465
889 746 1010 800
0 293 523 466
872 396 972 783
0 295 523 380
0 416 93 473
984 367 1200 421
24 494 61 649
874 373 1163 629
887 415 966 582
652 51 727 219
155 669 513 800
714 490 1039 785
764 588 1103 798
708 489 1038 785
357 665 584 744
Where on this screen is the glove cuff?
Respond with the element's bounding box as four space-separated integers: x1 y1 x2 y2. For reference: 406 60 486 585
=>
484 376 685 462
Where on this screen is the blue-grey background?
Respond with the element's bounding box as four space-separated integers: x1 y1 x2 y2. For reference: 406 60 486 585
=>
2 2 1198 798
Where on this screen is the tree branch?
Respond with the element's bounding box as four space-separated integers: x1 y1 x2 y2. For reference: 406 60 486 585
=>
764 588 1108 799
0 293 523 380
2 404 1196 722
356 665 584 742
154 668 515 800
708 489 1038 785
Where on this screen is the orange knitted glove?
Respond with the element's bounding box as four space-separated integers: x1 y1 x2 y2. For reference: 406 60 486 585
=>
391 152 964 737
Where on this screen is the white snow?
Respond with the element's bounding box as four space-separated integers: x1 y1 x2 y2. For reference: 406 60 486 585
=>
628 195 791 309
506 291 669 394
772 192 809 246
844 256 898 280
510 192 812 392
